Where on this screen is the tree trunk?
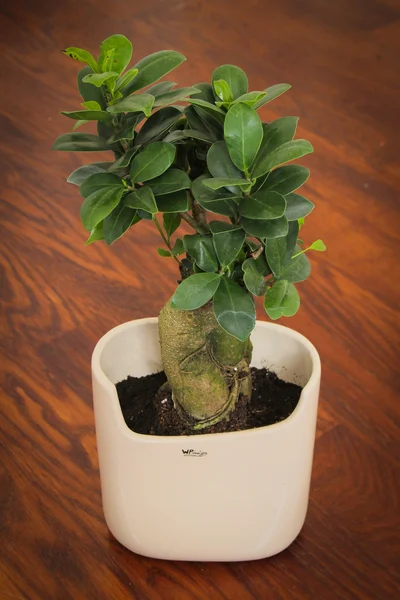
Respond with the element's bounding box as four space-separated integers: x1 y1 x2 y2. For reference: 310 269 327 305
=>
158 299 253 430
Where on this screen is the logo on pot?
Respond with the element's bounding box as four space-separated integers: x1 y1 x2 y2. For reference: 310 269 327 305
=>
181 449 207 457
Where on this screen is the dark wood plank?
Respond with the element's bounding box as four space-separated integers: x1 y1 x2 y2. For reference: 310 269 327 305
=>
1 0 399 598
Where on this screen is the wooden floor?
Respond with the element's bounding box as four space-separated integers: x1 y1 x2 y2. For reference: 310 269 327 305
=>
1 0 399 598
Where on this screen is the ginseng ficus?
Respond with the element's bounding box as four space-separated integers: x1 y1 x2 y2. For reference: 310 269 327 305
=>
53 34 325 430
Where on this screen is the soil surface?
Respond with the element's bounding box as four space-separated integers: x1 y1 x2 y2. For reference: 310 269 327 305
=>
116 368 302 436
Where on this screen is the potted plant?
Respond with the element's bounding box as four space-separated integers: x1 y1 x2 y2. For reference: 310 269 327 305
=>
53 34 325 561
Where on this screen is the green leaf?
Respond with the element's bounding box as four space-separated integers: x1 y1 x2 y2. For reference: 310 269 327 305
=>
108 147 139 172
63 47 98 72
185 106 221 142
253 84 292 109
183 234 219 272
163 212 181 238
107 93 155 116
72 119 89 130
171 272 221 310
109 91 123 102
147 169 191 195
107 122 136 144
192 105 224 137
60 109 112 122
241 216 289 239
103 201 137 244
130 142 176 182
238 190 286 220
242 257 267 296
153 86 200 107
309 239 326 252
207 141 243 194
293 239 326 258
253 118 299 175
135 107 182 145
130 212 142 227
137 209 153 220
157 247 172 257
81 100 101 110
98 34 133 75
264 281 287 318
232 91 267 107
202 177 251 191
67 162 112 186
191 82 215 103
213 278 255 341
82 71 119 87
284 220 300 263
156 190 189 213
213 79 234 103
80 172 124 198
264 280 300 320
183 129 216 143
191 175 239 217
124 186 158 214
164 128 215 144
280 250 311 283
252 140 314 179
147 81 176 96
85 221 105 245
285 193 315 220
212 65 248 99
208 221 235 234
97 121 121 149
115 68 139 92
259 165 310 195
298 217 305 229
124 50 186 95
265 221 299 278
211 225 245 266
186 98 225 116
171 238 185 256
224 103 263 172
100 47 115 74
52 133 109 152
265 237 286 277
80 186 124 230
187 102 226 135
78 67 106 108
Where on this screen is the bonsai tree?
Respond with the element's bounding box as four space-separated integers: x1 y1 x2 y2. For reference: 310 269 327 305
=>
53 34 325 431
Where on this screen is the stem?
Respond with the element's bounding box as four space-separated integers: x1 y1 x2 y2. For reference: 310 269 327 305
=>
251 246 264 260
292 247 310 259
192 199 208 228
231 209 240 226
188 190 209 233
179 211 208 234
153 215 182 265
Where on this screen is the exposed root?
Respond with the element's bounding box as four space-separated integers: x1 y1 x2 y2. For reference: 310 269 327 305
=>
158 299 253 429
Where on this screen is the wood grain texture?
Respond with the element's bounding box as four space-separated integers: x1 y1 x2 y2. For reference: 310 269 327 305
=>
1 0 399 598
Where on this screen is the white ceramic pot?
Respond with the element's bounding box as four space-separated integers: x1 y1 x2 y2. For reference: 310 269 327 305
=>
92 318 320 562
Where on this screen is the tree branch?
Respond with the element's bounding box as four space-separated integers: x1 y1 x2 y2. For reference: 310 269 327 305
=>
153 215 182 265
188 189 209 233
179 211 208 234
192 199 208 228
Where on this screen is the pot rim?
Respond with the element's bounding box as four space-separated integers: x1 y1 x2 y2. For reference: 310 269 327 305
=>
92 318 321 442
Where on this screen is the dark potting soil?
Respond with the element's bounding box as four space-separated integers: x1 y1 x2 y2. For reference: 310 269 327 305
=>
116 368 302 436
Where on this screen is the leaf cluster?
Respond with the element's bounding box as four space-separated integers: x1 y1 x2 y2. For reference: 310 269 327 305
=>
53 35 325 341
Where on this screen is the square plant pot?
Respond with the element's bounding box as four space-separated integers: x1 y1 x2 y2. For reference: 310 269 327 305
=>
92 318 320 561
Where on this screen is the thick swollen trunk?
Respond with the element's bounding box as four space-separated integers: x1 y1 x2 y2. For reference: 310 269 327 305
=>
158 299 253 430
